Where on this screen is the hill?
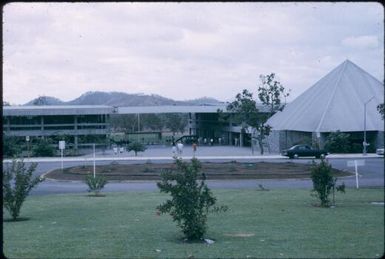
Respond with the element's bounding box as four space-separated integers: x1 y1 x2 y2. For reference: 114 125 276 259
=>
23 91 224 106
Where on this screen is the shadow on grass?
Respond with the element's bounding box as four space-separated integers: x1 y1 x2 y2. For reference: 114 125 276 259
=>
86 193 107 197
3 217 31 222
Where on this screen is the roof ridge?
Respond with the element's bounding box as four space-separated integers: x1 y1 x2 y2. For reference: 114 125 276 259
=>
315 60 347 133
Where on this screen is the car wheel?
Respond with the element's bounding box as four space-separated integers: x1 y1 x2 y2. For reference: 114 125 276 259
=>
294 154 299 159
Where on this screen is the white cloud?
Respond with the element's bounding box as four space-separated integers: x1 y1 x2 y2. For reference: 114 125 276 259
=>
2 2 384 105
341 35 379 49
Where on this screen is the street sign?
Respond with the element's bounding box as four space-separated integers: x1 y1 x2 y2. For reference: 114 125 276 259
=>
347 160 365 167
59 141 66 150
347 160 365 189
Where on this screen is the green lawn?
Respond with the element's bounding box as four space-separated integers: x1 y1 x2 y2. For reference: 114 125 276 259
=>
3 188 384 258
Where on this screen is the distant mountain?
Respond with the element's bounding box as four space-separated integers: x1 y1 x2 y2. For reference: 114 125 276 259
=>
183 97 224 106
67 91 182 106
23 91 224 106
24 96 65 105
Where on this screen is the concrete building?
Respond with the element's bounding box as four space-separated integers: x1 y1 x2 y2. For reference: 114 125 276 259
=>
3 105 113 149
267 60 384 153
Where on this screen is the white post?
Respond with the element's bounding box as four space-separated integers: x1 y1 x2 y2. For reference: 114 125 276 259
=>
61 149 63 170
355 160 359 189
363 96 374 155
93 143 96 178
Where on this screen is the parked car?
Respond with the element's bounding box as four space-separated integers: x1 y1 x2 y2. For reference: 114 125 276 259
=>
282 144 328 159
376 147 384 156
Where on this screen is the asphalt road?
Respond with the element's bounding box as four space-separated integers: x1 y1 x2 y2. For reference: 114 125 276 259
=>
3 155 382 196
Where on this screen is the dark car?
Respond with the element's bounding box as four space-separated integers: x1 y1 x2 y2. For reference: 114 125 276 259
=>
282 144 328 159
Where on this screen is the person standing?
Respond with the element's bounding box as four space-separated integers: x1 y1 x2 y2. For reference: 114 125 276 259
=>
177 141 184 157
192 142 197 157
172 144 177 157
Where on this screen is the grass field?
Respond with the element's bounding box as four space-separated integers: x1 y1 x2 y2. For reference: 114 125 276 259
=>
3 188 384 258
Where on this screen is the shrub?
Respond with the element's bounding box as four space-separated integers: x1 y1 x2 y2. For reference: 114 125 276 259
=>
324 131 351 153
32 138 55 157
3 136 22 158
3 159 44 220
157 158 227 241
310 159 345 207
127 141 147 156
85 174 108 195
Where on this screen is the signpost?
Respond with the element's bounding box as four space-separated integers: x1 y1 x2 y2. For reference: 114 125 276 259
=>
26 136 30 158
59 141 65 170
347 160 365 189
93 143 96 178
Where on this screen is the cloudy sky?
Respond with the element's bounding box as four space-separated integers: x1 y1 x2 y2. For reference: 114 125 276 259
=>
3 2 384 105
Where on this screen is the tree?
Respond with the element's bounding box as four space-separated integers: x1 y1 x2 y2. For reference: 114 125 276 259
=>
110 114 139 133
377 103 384 120
310 159 345 207
157 158 227 241
3 159 44 220
258 73 290 115
85 174 108 196
226 89 270 154
127 141 147 156
164 113 187 136
141 114 163 131
3 135 22 158
324 131 351 153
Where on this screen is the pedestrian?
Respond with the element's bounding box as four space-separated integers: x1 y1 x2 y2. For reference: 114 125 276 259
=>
177 141 184 157
172 144 177 157
210 138 214 146
192 142 197 157
203 138 207 145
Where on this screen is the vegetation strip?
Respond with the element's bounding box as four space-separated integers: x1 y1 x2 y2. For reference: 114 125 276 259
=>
46 161 351 181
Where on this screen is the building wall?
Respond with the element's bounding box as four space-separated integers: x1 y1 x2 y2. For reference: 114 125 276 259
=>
3 114 110 149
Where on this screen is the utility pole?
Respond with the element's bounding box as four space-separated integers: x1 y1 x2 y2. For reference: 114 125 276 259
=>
363 96 374 155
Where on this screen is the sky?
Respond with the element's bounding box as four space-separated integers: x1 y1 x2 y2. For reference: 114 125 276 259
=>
3 2 384 105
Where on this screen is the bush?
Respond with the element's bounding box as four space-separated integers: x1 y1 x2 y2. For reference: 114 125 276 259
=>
310 159 345 207
127 141 146 156
324 131 351 153
3 136 22 158
32 138 55 157
3 159 44 220
85 174 108 195
157 158 227 241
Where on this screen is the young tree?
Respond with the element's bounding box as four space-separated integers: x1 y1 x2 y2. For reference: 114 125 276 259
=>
85 174 108 196
310 159 345 207
141 114 163 131
127 141 147 156
157 158 227 241
226 89 270 154
3 159 44 220
164 113 187 136
258 73 290 115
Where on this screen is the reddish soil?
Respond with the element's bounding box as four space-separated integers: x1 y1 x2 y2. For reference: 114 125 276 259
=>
45 161 351 181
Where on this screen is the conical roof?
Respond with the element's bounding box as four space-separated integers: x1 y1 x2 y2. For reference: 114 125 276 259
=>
267 60 384 132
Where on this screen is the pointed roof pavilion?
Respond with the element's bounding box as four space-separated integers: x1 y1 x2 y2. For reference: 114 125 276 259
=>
267 60 384 133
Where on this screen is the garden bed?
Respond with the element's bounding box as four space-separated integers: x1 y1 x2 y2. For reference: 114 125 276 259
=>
45 161 351 180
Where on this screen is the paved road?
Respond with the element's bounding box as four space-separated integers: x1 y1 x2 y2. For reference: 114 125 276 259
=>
2 146 383 195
